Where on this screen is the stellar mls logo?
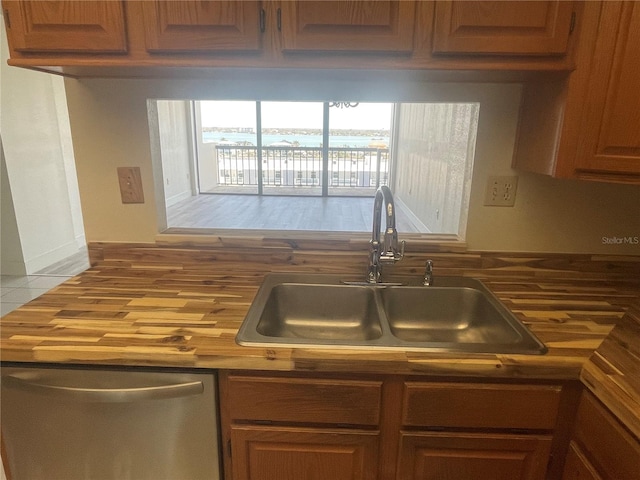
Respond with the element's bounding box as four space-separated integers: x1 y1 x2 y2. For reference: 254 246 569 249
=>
601 235 639 245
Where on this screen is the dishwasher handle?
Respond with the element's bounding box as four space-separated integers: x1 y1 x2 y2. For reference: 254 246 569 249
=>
1 374 204 403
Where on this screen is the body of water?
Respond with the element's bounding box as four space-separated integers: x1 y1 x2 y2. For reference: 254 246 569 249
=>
203 132 389 148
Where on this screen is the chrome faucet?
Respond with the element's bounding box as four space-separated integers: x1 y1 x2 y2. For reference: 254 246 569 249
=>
368 186 405 283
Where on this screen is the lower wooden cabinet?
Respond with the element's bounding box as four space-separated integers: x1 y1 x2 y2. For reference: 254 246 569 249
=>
562 441 602 480
561 391 640 480
230 426 379 480
398 432 552 480
220 372 575 480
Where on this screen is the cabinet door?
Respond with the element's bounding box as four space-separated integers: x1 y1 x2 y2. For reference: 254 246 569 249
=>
397 432 552 480
574 1 640 179
561 441 602 480
230 425 379 480
279 1 416 53
141 0 261 53
432 1 574 55
571 392 640 480
2 0 127 53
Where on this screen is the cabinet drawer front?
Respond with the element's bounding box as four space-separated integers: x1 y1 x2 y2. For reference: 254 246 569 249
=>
573 392 640 480
403 383 561 429
226 375 382 426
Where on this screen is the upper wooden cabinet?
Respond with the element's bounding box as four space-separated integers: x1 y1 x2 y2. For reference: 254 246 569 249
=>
432 1 574 55
2 0 127 53
141 1 262 53
514 1 640 183
279 1 416 53
2 0 579 72
573 1 640 178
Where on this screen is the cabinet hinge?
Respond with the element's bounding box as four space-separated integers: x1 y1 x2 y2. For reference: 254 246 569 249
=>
3 9 10 29
569 11 576 34
227 439 232 458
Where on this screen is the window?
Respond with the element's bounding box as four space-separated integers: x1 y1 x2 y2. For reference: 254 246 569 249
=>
151 100 478 237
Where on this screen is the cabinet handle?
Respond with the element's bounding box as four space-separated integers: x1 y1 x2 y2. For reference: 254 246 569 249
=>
569 11 576 34
260 8 265 33
277 7 282 31
2 374 204 403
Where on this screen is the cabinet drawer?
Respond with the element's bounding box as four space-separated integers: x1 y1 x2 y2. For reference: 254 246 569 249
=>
403 382 561 430
573 392 640 480
226 375 382 426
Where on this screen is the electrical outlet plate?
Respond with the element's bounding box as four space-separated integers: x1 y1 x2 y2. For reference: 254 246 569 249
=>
484 175 518 207
117 167 145 204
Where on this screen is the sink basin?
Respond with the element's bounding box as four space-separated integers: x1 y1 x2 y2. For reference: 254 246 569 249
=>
256 284 383 342
380 287 524 344
236 274 547 354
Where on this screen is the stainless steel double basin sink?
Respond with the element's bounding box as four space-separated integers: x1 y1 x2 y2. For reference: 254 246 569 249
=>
236 273 547 355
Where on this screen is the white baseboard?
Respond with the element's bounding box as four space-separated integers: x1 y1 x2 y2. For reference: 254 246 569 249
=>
165 190 192 208
24 241 80 274
75 234 86 249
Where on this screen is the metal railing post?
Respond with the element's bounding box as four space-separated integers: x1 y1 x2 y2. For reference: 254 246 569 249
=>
376 149 382 188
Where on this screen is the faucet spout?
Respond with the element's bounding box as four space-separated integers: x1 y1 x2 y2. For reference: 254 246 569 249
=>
368 186 405 283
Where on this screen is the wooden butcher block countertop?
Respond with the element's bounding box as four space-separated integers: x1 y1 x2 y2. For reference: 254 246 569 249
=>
2 242 639 382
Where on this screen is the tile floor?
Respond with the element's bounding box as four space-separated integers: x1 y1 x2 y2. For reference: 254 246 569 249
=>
1 249 90 316
0 274 72 316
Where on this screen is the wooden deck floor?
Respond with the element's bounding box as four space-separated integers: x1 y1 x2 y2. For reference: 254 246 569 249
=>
166 194 422 233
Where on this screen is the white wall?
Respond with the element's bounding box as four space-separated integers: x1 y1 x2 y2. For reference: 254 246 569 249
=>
0 17 85 274
394 102 479 234
156 100 193 207
1 138 26 275
194 102 218 193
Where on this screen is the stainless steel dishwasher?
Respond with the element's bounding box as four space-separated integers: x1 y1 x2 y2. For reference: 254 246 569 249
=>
1 367 220 480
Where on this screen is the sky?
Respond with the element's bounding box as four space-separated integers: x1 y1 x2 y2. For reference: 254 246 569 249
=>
200 101 392 130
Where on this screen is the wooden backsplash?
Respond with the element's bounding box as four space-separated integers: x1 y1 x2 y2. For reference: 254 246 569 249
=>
88 239 640 283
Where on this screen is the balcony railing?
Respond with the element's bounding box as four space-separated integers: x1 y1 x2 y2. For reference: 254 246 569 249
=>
216 146 389 190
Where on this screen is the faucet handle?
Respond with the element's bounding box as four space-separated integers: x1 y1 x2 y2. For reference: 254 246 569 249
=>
423 259 433 286
379 239 405 264
396 240 406 261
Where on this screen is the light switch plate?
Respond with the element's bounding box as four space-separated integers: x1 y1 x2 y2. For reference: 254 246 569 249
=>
484 175 518 206
117 167 144 204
